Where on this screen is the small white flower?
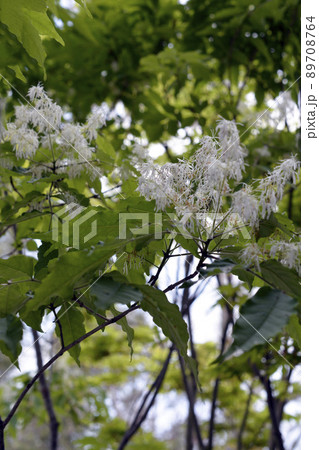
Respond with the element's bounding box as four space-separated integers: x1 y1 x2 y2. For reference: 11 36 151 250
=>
29 200 44 212
132 143 148 160
28 84 46 102
14 105 33 127
30 164 47 179
255 146 271 158
31 101 63 132
269 240 300 273
240 243 262 271
232 186 259 228
0 157 14 170
4 123 39 159
65 160 84 178
84 107 106 141
258 156 300 218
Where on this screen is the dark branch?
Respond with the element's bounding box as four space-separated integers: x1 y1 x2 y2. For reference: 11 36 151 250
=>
149 240 173 286
178 351 205 449
237 383 253 450
252 365 285 450
49 304 65 349
0 417 4 450
118 346 174 449
32 330 59 450
207 290 233 450
9 176 23 199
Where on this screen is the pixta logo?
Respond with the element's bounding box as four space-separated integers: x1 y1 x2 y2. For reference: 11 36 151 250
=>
52 203 97 249
118 212 251 240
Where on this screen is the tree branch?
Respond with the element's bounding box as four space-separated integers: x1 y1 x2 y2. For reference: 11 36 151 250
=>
149 240 173 286
117 346 174 449
9 176 23 199
237 382 253 450
49 304 65 349
3 303 140 429
0 417 4 450
252 365 285 450
178 351 204 449
207 289 233 449
31 330 59 450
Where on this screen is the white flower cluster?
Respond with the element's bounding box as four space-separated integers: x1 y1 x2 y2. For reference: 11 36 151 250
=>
269 240 301 273
2 84 106 179
240 243 263 271
137 118 247 218
258 156 300 218
232 185 259 228
122 252 143 275
137 119 299 228
240 240 301 274
136 118 300 272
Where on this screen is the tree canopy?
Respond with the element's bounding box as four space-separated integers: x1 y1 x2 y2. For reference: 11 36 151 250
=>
0 1 300 449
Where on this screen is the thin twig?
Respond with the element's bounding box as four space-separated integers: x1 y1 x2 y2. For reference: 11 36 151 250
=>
117 346 174 449
9 177 23 199
237 382 254 450
207 290 233 449
49 304 65 349
149 240 173 286
178 351 205 449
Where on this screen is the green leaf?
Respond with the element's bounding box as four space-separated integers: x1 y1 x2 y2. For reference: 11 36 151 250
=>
20 307 44 332
140 286 198 383
8 64 27 82
140 286 188 354
56 304 86 365
286 314 301 349
218 287 297 361
24 10 64 46
0 315 23 367
257 214 278 238
74 0 92 18
0 255 34 279
0 282 35 316
0 0 61 68
231 266 254 288
200 258 235 276
174 235 200 258
34 241 58 276
24 244 122 314
110 305 134 360
91 277 142 311
260 260 300 298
